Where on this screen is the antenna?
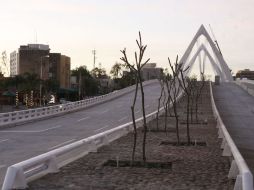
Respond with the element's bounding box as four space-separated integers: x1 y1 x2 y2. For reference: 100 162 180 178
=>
92 49 96 69
209 24 222 55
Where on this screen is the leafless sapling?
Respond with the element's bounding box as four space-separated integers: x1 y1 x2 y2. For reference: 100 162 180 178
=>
120 31 150 164
168 56 181 144
179 66 191 145
156 78 166 131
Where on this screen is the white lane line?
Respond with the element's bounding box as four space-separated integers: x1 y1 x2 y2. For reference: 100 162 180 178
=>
49 139 76 150
40 125 63 132
77 116 90 122
118 116 128 122
94 125 110 133
135 110 140 114
0 125 63 133
0 165 6 169
0 139 8 143
100 109 109 114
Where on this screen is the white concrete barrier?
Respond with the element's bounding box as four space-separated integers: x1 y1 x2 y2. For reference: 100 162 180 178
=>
235 80 254 97
210 82 253 190
0 80 157 128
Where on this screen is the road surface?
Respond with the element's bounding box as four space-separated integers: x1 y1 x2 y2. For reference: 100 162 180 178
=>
213 82 254 174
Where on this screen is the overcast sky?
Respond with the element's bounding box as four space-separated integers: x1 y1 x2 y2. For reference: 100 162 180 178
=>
0 0 254 76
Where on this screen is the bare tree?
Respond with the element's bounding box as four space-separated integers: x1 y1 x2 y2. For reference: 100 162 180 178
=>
156 78 166 131
168 56 181 144
179 67 191 145
130 76 138 165
120 32 150 164
164 74 173 132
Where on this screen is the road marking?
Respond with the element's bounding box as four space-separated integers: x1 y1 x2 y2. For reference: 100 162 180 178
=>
0 139 8 143
40 125 63 132
135 110 140 114
49 139 76 150
77 116 90 122
94 125 110 133
118 116 128 122
0 125 63 133
0 165 6 169
145 105 150 108
100 109 109 114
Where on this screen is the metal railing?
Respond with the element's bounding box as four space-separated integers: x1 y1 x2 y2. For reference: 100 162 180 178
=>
210 82 253 190
0 80 157 128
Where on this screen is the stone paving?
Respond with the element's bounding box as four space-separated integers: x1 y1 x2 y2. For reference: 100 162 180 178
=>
28 85 233 190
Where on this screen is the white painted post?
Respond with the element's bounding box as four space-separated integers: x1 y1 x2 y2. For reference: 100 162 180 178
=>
234 175 242 190
222 142 232 156
228 160 239 179
218 128 223 138
46 156 59 173
2 166 27 190
221 138 226 149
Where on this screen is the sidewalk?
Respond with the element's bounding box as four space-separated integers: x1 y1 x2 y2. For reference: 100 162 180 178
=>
213 82 254 173
28 84 232 190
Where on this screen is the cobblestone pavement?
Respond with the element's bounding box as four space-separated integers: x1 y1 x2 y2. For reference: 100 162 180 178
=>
28 85 233 190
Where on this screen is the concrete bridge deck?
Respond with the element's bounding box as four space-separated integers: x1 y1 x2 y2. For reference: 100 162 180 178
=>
213 82 254 173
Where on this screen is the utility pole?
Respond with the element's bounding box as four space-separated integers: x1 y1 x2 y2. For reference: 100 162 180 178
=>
92 49 96 69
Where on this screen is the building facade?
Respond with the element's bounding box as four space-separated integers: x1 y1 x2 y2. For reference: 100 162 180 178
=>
49 53 70 88
18 44 50 79
10 51 19 77
141 63 163 81
10 44 71 88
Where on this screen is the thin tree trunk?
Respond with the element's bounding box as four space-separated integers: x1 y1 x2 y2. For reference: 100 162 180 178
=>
156 81 164 131
138 71 147 164
186 95 191 145
131 79 139 165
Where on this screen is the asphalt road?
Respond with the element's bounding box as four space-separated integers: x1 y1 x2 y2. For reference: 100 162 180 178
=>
0 81 162 185
213 82 254 174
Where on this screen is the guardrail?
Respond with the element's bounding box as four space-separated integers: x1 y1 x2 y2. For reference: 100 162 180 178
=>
210 82 253 190
0 80 157 128
235 80 254 97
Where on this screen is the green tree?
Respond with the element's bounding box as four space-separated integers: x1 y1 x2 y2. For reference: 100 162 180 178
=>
72 66 99 97
110 62 122 78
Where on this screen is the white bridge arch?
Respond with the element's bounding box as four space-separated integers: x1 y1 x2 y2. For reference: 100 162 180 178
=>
179 25 233 82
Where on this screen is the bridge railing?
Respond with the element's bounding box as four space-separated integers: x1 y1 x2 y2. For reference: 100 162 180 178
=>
2 85 184 190
210 82 253 190
235 79 254 97
0 80 157 128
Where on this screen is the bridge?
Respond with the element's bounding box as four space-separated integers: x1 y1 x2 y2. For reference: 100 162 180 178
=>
1 25 254 190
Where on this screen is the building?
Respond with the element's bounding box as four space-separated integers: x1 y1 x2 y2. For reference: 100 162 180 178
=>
236 69 254 80
141 63 163 81
10 51 19 77
10 44 71 88
49 53 71 88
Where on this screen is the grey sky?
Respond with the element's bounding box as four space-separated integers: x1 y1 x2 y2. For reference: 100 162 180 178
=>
0 0 253 75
